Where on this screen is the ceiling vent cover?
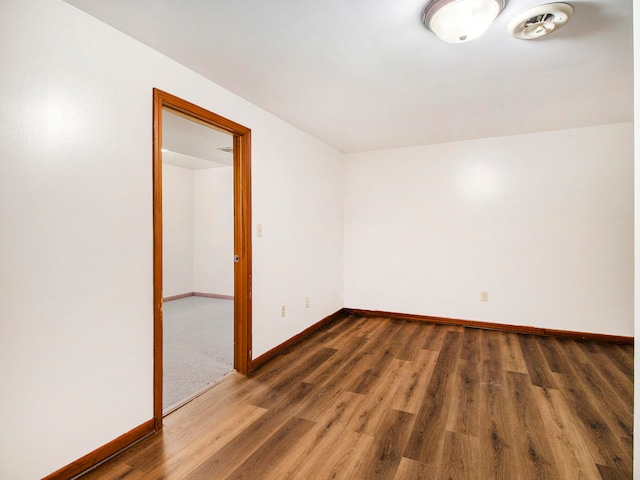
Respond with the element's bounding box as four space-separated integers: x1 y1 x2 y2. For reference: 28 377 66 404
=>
508 3 573 39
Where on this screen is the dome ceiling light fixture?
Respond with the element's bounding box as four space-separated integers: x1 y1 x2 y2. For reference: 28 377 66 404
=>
422 0 507 44
508 3 573 40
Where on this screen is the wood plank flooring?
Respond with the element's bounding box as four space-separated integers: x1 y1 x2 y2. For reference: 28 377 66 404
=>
80 315 633 480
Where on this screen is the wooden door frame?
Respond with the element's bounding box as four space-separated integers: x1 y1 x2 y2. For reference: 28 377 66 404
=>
153 89 252 429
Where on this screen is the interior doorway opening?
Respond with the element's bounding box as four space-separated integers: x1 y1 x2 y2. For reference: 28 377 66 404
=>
161 108 235 414
153 89 252 428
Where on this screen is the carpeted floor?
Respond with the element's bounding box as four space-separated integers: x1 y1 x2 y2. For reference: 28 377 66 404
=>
163 296 234 412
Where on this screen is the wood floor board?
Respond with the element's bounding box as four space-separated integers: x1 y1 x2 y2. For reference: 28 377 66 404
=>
438 430 480 480
404 330 463 463
517 334 558 389
498 331 529 373
458 326 481 362
290 428 374 480
389 349 439 415
297 381 358 424
225 416 316 480
252 347 337 409
564 341 633 439
395 321 431 361
382 320 416 359
298 387 364 426
301 324 375 388
596 464 632 480
81 317 633 480
347 347 396 395
308 345 372 391
142 404 268 478
537 335 569 373
446 356 481 437
345 357 408 436
588 343 634 407
392 457 434 480
353 409 415 480
161 373 266 429
603 344 634 378
504 371 561 479
351 316 394 344
80 461 146 480
277 418 359 479
360 317 399 355
320 316 368 348
421 324 447 351
183 381 316 479
477 329 520 480
549 347 633 473
138 404 265 472
446 328 481 436
532 385 604 480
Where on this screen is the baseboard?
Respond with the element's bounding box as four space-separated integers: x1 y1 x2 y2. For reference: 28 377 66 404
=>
344 308 634 344
164 292 234 302
163 292 194 302
43 419 155 480
251 309 347 370
193 292 234 300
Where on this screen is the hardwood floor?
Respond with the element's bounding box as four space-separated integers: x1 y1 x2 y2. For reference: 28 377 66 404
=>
81 315 633 480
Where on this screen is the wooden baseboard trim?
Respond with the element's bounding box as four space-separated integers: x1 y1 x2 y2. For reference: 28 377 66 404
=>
194 292 234 300
344 308 634 344
43 419 155 480
163 292 234 302
251 309 347 371
163 292 194 302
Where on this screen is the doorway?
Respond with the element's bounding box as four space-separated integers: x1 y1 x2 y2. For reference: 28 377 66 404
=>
161 108 234 413
153 89 252 429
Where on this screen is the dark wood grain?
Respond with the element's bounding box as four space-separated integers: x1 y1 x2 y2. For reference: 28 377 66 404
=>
448 328 481 436
225 416 315 480
587 343 634 407
79 316 633 480
518 334 558 389
439 430 479 479
505 371 560 479
354 409 415 479
478 329 519 480
404 330 462 464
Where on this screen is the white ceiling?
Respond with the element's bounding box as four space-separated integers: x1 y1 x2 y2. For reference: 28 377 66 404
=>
162 108 233 169
64 0 633 153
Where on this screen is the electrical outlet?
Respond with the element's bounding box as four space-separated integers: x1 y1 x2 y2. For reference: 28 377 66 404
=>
480 291 489 302
281 305 285 317
305 297 310 308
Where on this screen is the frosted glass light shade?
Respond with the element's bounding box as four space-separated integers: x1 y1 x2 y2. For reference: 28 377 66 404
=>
423 0 506 43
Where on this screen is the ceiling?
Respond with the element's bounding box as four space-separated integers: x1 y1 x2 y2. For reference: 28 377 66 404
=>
162 108 233 170
64 0 633 153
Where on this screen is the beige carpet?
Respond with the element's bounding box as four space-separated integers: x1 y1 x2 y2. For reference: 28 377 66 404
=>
163 296 234 412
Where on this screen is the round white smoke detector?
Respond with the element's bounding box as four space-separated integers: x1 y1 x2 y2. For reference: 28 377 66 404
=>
508 3 573 40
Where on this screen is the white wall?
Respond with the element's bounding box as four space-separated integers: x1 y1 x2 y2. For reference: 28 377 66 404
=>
344 123 633 337
163 164 195 297
162 165 234 298
193 167 235 296
251 128 344 357
0 1 344 478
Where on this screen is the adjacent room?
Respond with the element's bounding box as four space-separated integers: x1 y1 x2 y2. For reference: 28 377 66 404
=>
161 108 236 412
0 0 635 479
